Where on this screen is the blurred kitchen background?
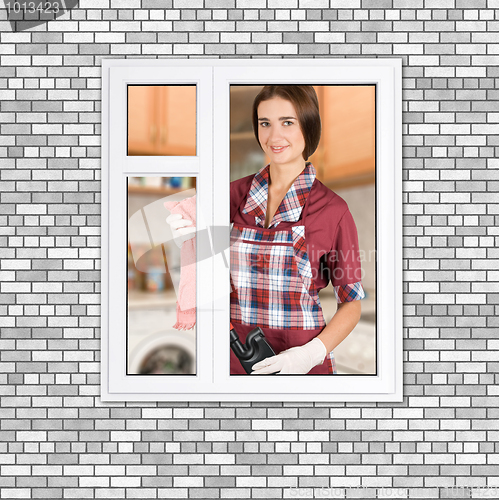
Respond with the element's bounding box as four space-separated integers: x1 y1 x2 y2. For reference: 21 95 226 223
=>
127 176 197 376
127 84 376 375
230 85 376 375
127 86 198 376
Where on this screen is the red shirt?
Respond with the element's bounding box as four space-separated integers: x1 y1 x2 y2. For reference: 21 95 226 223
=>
230 165 364 302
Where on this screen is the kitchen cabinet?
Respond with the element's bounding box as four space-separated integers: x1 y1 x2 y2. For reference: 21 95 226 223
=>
310 86 375 189
128 86 196 156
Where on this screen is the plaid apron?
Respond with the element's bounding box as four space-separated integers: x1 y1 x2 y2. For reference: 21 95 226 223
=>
230 167 336 374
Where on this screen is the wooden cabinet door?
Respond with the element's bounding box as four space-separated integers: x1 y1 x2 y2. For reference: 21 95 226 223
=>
311 86 375 189
128 86 159 155
157 86 197 156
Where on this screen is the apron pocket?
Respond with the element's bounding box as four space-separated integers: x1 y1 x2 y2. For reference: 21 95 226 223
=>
291 226 322 309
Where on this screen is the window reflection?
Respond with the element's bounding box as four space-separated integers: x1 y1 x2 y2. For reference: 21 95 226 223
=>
127 176 197 375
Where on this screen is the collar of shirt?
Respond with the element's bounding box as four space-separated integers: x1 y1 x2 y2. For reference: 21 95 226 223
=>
242 162 317 228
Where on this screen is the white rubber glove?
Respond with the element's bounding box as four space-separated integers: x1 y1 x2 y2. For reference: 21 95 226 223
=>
166 213 196 248
251 337 327 375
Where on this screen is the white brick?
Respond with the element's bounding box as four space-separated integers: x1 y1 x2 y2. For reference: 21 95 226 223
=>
425 0 454 6
268 431 298 441
173 408 203 418
298 21 330 31
298 431 329 441
299 0 328 6
174 0 203 6
174 476 203 487
332 0 360 6
268 44 298 55
1 55 31 65
236 477 267 487
252 419 282 430
409 55 440 66
408 283 440 293
110 432 141 442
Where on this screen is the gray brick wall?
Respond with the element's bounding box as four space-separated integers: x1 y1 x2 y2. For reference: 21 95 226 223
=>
1 3 498 499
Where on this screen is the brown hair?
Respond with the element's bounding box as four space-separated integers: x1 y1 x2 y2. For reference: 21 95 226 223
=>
252 85 321 160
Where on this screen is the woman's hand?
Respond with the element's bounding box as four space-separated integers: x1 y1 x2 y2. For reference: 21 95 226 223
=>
251 301 362 374
166 213 196 248
251 338 327 374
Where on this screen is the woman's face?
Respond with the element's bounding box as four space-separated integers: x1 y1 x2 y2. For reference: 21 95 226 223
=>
257 97 306 168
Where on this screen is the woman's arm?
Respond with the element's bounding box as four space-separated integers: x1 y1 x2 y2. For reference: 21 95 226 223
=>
317 300 362 353
251 301 361 374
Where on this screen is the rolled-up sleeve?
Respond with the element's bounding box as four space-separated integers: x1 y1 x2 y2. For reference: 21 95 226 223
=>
328 209 365 303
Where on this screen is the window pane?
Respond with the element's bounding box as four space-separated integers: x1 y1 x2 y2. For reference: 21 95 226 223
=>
127 86 196 156
229 85 376 376
127 176 197 375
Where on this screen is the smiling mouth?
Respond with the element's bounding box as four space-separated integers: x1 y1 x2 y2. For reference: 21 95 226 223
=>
270 146 288 153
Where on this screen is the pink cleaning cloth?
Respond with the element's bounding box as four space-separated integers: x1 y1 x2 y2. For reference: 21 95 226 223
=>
164 196 196 331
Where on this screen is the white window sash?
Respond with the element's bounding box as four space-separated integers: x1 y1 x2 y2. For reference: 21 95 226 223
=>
101 59 402 402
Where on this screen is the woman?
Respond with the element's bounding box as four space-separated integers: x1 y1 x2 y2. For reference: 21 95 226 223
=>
229 85 364 375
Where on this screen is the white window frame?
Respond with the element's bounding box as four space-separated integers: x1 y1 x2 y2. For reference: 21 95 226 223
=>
101 58 402 402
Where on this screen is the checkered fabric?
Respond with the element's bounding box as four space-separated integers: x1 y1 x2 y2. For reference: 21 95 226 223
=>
326 351 337 374
230 225 326 330
242 163 316 228
291 226 321 308
334 282 366 303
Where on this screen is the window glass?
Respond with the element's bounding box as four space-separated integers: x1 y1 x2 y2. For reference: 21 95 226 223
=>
127 176 197 375
229 85 376 375
128 86 196 156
